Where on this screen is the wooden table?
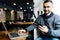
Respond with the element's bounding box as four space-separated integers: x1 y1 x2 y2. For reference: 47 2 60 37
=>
6 22 34 40
12 22 33 25
0 31 28 40
0 31 9 40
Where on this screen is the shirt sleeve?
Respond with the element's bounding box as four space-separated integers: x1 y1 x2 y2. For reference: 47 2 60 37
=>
25 17 39 31
48 15 60 37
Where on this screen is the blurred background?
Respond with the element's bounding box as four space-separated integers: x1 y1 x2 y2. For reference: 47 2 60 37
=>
0 0 60 40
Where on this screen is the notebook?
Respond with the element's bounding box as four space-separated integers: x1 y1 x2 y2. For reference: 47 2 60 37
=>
2 22 28 40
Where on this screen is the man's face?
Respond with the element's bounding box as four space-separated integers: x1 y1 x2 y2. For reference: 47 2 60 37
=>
43 2 53 15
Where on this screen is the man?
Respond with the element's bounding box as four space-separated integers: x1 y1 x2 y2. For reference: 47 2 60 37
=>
18 0 60 40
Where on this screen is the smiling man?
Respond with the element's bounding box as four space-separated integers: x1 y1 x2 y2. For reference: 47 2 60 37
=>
18 0 60 40
43 0 53 16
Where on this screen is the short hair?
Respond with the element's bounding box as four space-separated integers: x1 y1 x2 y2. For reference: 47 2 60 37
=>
44 0 53 4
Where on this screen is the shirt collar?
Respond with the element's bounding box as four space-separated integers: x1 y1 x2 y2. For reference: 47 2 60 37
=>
43 12 54 19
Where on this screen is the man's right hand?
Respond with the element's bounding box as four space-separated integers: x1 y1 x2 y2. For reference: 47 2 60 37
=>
17 29 29 35
18 29 26 34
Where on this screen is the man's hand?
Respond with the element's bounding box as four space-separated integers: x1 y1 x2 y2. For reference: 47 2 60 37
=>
17 29 29 35
18 29 26 34
38 25 48 33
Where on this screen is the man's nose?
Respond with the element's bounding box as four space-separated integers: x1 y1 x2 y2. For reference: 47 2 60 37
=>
45 8 48 10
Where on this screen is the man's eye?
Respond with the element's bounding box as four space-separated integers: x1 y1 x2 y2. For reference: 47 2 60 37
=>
47 6 50 8
44 6 50 8
44 6 46 8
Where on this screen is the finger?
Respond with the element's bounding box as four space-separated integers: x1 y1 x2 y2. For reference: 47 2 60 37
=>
38 25 44 29
38 25 42 27
18 31 22 34
38 26 43 30
39 27 43 31
38 26 45 31
18 30 25 34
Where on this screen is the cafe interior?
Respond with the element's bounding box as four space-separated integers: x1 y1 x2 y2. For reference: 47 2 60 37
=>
1 0 60 40
0 0 35 40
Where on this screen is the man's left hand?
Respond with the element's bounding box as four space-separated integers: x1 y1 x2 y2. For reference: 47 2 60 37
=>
38 25 48 33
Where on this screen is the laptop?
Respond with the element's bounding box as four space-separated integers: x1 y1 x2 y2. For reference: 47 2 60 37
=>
2 22 28 40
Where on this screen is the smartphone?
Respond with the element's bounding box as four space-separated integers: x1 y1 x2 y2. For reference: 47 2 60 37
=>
38 24 42 26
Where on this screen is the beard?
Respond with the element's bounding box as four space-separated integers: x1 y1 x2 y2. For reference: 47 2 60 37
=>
44 10 50 15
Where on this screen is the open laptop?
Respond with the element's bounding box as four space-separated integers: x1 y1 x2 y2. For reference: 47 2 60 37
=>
2 22 28 40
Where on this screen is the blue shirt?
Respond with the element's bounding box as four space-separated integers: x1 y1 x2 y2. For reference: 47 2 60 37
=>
25 12 60 37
